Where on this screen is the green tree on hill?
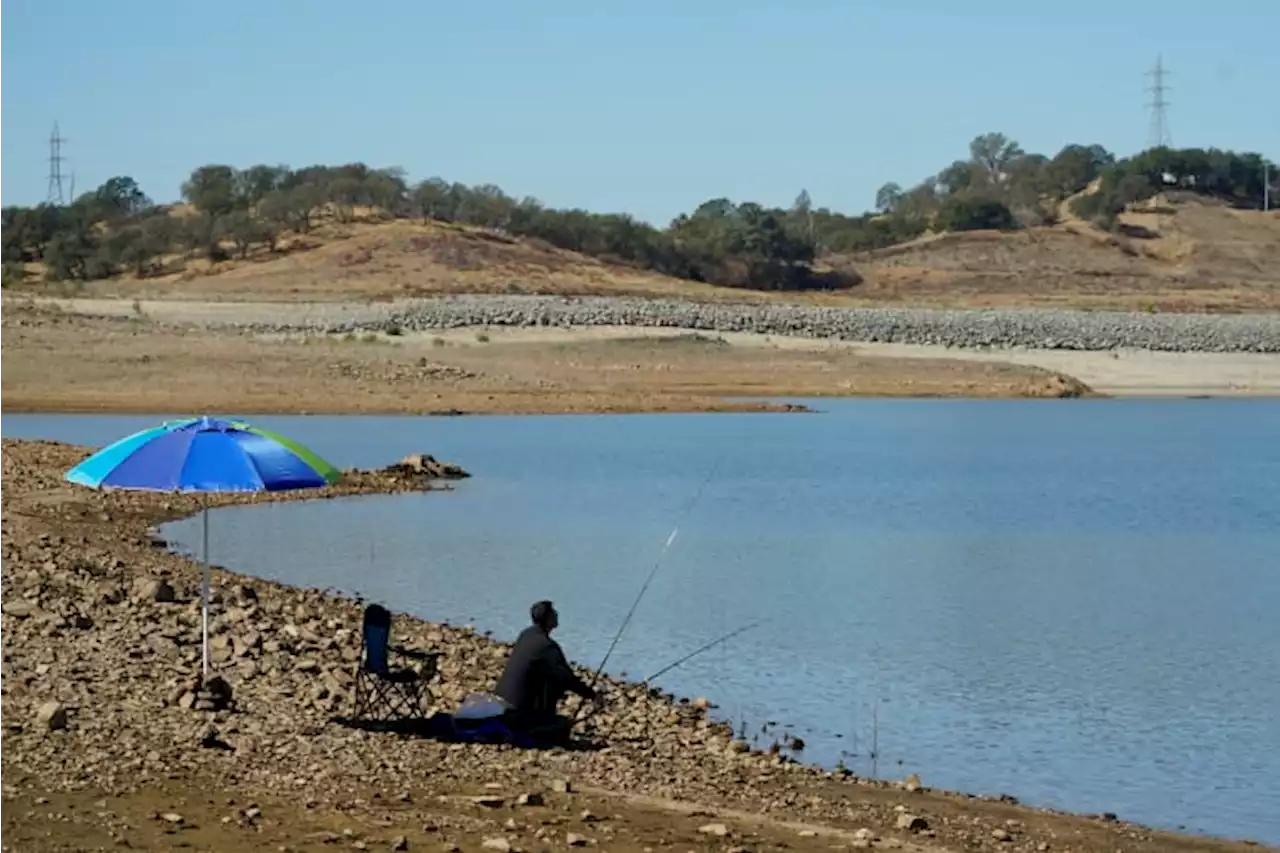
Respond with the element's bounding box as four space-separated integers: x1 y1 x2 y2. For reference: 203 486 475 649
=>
44 226 98 281
114 214 175 276
935 195 1017 232
182 165 240 217
968 132 1025 184
235 165 291 207
1044 144 1115 200
874 183 902 214
79 176 152 223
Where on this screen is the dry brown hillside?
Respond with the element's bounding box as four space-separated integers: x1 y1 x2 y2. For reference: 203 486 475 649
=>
830 194 1280 312
56 218 776 304
36 195 1280 312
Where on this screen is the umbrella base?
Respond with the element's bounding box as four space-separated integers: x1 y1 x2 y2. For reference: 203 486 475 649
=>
177 674 235 713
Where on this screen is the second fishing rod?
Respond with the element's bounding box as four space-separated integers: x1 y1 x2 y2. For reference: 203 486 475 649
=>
592 619 763 740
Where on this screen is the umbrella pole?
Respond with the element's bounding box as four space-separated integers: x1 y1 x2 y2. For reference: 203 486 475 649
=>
201 502 211 679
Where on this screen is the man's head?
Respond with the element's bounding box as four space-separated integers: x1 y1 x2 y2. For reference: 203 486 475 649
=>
530 600 559 633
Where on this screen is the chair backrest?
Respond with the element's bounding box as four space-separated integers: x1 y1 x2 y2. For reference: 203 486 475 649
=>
362 603 392 674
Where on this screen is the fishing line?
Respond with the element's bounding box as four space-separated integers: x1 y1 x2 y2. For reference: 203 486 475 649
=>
572 452 725 725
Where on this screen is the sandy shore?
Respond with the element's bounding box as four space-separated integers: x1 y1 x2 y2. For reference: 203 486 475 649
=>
843 342 1280 397
3 437 1270 853
7 296 1279 409
1 301 1087 416
410 325 1280 398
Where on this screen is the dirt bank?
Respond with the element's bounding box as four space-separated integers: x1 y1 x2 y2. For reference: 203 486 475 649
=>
414 326 1280 398
0 302 1087 415
13 296 1280 404
2 438 1271 853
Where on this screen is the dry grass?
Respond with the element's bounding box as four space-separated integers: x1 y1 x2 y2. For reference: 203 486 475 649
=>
0 305 1087 415
828 195 1280 312
47 218 787 305
13 196 1279 313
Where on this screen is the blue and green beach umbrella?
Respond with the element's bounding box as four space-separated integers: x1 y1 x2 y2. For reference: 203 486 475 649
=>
66 417 341 676
65 416 340 492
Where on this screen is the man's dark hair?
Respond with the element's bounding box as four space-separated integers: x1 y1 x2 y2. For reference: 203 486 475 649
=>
530 600 555 628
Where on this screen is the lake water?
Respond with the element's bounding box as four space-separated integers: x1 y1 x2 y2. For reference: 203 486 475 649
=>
6 402 1280 844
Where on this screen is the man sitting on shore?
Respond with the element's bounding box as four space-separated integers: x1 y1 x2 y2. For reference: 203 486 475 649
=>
493 600 604 744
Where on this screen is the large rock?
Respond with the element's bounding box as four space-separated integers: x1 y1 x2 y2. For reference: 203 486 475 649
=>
135 577 176 603
896 813 928 832
36 701 67 731
391 454 470 479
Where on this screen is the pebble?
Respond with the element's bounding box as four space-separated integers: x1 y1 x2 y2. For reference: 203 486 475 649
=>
3 599 37 618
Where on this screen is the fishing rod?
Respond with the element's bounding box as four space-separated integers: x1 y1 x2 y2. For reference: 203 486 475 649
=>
643 620 761 684
571 455 724 725
592 620 762 738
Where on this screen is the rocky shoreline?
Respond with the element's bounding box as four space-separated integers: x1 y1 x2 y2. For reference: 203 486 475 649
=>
200 295 1280 354
2 438 1268 852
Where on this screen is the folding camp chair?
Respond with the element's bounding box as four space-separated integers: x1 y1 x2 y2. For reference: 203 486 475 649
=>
351 604 440 722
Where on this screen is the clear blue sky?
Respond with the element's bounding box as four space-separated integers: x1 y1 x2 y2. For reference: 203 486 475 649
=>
3 0 1276 226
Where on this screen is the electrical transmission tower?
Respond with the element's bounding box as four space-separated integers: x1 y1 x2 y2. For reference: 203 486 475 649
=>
1145 56 1172 149
47 122 68 205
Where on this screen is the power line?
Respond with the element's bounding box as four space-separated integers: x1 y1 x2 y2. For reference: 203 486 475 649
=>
1145 55 1172 149
47 122 68 205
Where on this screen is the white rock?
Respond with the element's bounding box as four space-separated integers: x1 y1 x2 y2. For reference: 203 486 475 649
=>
36 701 67 731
